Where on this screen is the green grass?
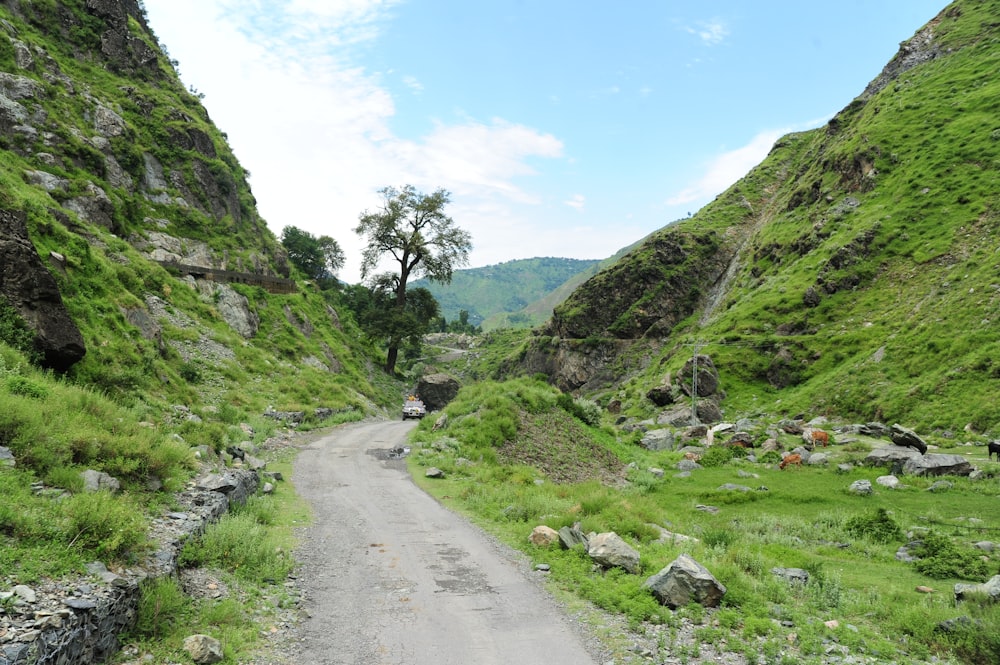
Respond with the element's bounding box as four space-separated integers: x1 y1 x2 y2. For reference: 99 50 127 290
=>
407 377 1000 664
119 452 311 664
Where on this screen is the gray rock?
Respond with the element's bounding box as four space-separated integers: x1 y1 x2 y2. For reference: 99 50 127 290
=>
954 575 1000 602
80 469 121 493
890 423 928 454
183 634 224 664
416 373 461 410
806 452 830 466
0 209 86 370
864 446 923 467
558 524 589 550
904 454 973 477
849 479 874 495
771 567 810 585
876 475 900 489
643 554 727 608
587 532 640 574
640 428 675 451
676 459 702 471
0 446 14 467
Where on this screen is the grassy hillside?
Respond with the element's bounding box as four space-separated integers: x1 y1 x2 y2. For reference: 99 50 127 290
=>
410 377 999 664
520 0 1000 434
0 0 399 584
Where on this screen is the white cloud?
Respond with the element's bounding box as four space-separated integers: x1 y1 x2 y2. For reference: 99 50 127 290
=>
143 0 568 283
666 129 785 206
402 75 423 93
685 20 729 46
564 194 586 211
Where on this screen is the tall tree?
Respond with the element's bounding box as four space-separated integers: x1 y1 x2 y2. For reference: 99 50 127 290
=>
280 225 345 284
354 185 472 373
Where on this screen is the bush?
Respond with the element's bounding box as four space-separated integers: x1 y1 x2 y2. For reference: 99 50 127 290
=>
0 298 41 364
845 508 903 543
63 491 148 560
700 445 742 467
6 375 47 399
911 531 992 581
132 578 191 639
178 499 295 584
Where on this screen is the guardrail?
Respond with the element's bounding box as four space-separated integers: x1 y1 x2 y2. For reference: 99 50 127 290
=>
156 261 297 294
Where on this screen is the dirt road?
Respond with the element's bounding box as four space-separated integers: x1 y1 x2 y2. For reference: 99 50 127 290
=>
288 420 608 665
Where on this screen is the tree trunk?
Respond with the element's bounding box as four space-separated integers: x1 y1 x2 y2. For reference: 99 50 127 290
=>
385 345 399 374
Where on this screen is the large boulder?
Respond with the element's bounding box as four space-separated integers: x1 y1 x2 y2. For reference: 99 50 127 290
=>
0 209 86 370
954 575 1000 602
416 373 460 411
677 354 720 397
890 424 928 454
643 554 727 608
903 454 973 477
864 446 923 467
586 532 640 574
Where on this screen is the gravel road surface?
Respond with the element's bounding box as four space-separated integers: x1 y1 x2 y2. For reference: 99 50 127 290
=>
286 420 608 665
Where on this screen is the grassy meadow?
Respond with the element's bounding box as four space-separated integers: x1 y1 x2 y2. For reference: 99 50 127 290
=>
408 377 1000 664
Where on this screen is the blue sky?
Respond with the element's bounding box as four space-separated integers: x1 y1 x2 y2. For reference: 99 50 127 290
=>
142 0 947 284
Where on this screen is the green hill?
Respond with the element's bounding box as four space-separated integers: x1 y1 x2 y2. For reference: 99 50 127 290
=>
411 256 599 330
0 0 399 588
513 0 1000 434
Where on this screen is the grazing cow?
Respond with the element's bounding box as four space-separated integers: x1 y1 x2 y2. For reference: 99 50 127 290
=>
989 440 1000 461
803 428 829 448
779 453 803 470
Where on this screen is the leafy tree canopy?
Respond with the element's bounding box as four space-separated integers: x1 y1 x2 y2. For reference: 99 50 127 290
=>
280 225 345 284
354 185 472 372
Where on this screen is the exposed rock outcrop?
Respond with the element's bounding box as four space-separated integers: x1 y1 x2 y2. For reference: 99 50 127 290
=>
0 209 85 370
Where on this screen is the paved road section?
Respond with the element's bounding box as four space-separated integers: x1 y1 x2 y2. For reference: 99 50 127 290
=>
290 420 605 665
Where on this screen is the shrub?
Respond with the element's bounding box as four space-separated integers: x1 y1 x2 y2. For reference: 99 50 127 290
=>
6 375 47 399
845 508 903 543
0 298 41 364
178 500 295 584
132 578 191 639
911 530 992 581
700 445 741 467
63 491 148 560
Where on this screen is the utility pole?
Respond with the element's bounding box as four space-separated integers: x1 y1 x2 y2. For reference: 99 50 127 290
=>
690 341 705 425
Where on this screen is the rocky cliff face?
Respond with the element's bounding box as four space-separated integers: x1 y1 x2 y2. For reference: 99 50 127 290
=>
0 0 288 371
518 2 1000 432
0 209 85 370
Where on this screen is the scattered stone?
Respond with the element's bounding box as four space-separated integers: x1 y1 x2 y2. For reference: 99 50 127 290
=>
771 568 809 585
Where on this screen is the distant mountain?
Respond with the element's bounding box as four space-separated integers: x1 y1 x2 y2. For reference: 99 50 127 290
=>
411 257 600 330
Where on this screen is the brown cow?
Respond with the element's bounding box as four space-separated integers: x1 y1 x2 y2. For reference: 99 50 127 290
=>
803 428 829 448
779 453 803 470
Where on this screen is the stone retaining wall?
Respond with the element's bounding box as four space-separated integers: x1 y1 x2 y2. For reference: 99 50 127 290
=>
0 469 260 665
